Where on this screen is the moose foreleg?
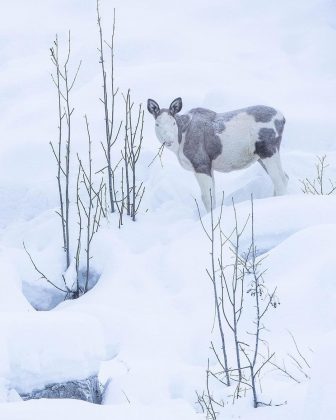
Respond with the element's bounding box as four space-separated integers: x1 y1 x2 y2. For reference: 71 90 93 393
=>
259 152 288 196
195 172 215 212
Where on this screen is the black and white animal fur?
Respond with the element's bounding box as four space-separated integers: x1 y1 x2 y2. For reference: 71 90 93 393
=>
147 97 288 212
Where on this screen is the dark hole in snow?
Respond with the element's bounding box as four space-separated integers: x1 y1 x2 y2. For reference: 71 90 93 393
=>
22 269 101 311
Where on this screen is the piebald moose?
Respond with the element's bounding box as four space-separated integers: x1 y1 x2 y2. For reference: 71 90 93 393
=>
147 97 288 211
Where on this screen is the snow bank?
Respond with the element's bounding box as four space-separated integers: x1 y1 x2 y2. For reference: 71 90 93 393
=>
51 194 336 412
0 392 305 420
265 223 336 338
0 255 32 312
0 312 106 394
303 330 336 420
215 194 336 254
0 379 21 403
1 168 335 416
0 398 201 420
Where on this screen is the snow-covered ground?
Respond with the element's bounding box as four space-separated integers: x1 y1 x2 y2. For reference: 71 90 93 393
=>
1 0 336 419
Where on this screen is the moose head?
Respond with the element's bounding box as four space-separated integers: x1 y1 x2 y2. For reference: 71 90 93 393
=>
147 97 182 151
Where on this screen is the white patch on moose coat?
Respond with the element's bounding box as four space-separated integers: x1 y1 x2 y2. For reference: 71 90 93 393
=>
212 113 258 172
155 112 179 152
212 111 283 172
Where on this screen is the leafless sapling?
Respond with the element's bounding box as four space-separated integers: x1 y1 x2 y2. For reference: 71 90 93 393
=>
123 89 145 221
77 116 105 294
96 0 122 213
195 192 231 388
50 32 81 269
196 194 280 415
237 196 278 407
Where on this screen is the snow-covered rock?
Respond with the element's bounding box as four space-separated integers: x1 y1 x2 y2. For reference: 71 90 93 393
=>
0 312 106 396
20 375 101 404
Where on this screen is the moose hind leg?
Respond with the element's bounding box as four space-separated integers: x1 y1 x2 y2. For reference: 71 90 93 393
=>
195 172 215 212
259 152 288 196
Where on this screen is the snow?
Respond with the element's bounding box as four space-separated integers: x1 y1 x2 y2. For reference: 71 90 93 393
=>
0 379 21 403
0 312 106 395
303 331 336 420
266 224 336 333
0 398 201 420
2 190 333 417
0 0 336 418
0 255 33 312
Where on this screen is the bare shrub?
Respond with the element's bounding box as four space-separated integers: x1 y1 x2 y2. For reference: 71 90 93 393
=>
75 116 105 296
196 194 281 415
50 32 81 270
96 1 145 225
96 0 122 214
26 0 147 302
300 155 336 195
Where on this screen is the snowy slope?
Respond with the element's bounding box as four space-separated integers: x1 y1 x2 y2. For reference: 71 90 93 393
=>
0 312 106 394
1 181 336 418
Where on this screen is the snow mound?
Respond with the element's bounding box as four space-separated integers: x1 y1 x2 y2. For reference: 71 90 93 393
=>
266 223 336 337
0 398 201 420
303 330 336 420
0 378 21 403
0 255 32 312
0 312 106 394
215 194 336 253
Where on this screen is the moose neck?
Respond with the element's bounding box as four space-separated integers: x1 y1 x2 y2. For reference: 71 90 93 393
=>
175 113 191 145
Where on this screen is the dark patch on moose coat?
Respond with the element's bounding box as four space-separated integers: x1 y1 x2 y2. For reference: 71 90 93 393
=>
255 128 280 159
246 105 277 122
182 109 223 176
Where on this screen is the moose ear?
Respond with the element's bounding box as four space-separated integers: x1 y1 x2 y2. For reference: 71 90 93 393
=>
169 97 182 115
147 99 160 118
